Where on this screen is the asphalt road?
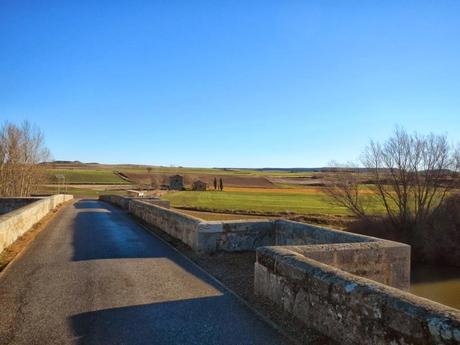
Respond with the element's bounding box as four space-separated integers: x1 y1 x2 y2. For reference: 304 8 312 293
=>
0 200 289 345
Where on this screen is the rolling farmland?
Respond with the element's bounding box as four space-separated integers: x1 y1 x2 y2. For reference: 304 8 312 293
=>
42 162 382 217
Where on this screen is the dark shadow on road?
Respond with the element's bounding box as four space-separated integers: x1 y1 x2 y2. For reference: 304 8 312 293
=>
70 200 229 298
71 200 175 261
71 199 227 291
74 199 114 210
69 200 288 344
70 295 285 345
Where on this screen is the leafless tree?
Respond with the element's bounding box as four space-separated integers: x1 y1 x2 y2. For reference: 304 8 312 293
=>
364 128 458 232
324 128 459 236
0 121 50 197
323 162 366 218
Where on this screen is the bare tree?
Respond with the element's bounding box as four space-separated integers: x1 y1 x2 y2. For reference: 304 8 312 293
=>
0 121 50 197
363 128 458 233
323 162 366 218
324 128 459 236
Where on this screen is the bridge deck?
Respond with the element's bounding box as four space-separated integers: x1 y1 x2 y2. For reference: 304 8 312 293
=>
0 199 288 345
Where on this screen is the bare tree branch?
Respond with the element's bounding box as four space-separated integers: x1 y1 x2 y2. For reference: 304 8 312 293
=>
323 127 459 238
0 121 50 197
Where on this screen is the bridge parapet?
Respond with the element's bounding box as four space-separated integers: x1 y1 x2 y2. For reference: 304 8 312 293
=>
99 195 460 344
0 194 73 254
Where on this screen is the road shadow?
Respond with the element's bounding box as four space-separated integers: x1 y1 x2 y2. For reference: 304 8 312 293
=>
69 200 288 344
70 200 230 297
73 199 111 209
71 200 177 261
70 295 285 345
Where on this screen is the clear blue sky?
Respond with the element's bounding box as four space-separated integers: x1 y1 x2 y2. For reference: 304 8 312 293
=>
1 1 459 168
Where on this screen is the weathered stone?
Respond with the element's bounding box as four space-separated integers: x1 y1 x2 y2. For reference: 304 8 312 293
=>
255 246 460 345
100 195 459 345
0 198 37 215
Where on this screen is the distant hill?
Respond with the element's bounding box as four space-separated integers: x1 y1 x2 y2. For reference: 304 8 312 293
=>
41 160 84 165
222 167 372 173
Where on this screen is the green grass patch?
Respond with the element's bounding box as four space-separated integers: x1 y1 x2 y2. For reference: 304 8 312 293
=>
162 190 384 216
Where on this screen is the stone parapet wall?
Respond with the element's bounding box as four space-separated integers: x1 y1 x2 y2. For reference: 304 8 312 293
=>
99 195 273 253
137 198 171 209
0 198 38 215
99 195 131 209
275 219 373 245
197 219 275 252
0 194 73 254
255 246 460 345
128 199 201 250
100 195 199 249
285 241 410 289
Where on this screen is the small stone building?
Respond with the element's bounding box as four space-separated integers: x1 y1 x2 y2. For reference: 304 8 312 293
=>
169 175 184 190
192 180 207 191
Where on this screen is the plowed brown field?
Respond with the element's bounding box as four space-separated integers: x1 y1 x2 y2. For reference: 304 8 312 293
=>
122 172 275 188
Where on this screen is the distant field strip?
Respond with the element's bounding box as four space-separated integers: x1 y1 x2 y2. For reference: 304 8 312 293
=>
46 169 129 184
120 167 317 177
223 187 376 194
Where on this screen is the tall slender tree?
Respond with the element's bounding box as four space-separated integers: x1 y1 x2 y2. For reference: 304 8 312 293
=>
146 167 153 187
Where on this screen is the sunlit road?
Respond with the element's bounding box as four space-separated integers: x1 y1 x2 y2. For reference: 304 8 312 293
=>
0 200 289 345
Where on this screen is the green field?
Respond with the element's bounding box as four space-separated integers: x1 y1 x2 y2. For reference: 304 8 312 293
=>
44 163 319 184
162 190 384 216
46 169 129 184
41 164 384 217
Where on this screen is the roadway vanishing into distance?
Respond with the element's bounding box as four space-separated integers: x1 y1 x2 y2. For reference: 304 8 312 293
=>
0 200 289 345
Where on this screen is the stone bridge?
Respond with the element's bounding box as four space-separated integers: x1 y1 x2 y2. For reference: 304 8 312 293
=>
0 195 459 345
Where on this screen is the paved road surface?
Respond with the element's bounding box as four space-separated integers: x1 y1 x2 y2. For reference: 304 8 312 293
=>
0 200 289 345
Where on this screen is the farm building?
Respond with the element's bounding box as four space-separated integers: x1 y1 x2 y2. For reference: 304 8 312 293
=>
192 180 207 191
168 175 184 190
